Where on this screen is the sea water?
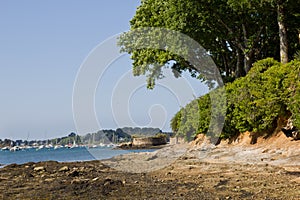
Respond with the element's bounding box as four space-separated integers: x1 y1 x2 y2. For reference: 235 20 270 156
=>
0 147 156 166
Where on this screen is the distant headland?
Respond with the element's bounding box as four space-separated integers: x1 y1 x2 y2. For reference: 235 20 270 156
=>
0 127 173 151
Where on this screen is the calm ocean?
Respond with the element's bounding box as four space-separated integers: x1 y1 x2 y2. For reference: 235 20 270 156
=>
0 147 156 166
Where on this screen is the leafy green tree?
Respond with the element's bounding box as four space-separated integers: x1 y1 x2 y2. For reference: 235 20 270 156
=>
228 0 300 63
119 0 283 88
176 99 200 141
170 110 181 133
171 95 211 141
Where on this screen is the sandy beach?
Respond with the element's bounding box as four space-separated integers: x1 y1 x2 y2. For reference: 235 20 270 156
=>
0 132 299 199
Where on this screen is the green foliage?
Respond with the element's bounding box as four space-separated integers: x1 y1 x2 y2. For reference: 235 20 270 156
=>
120 0 300 140
171 58 300 140
170 110 181 133
283 60 300 127
50 134 81 146
227 58 286 133
294 51 300 61
120 127 162 137
153 133 167 139
118 0 295 88
171 94 211 141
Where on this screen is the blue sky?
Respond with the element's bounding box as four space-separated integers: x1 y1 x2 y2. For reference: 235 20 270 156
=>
0 1 209 140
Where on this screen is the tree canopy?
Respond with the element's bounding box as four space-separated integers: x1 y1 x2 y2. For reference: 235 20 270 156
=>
119 0 300 88
118 0 300 141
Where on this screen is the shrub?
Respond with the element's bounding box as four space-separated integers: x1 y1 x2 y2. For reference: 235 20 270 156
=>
171 58 300 140
154 133 167 139
171 94 211 141
227 58 287 133
283 60 300 127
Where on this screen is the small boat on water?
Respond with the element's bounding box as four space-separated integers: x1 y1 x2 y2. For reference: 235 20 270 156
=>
106 143 116 148
45 144 53 149
86 144 98 149
36 145 45 151
10 146 21 152
25 146 33 150
99 143 106 147
1 147 10 151
71 140 78 148
54 145 62 150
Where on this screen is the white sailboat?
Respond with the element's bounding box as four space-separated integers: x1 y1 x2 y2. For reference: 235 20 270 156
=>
1 146 10 151
70 137 79 149
37 145 45 150
54 144 62 149
54 138 62 149
10 146 20 152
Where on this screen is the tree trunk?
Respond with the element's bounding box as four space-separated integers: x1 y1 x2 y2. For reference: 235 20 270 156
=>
235 49 245 78
277 1 288 64
244 52 254 74
222 54 230 77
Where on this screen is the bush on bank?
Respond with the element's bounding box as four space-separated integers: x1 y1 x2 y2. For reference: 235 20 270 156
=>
171 58 300 140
